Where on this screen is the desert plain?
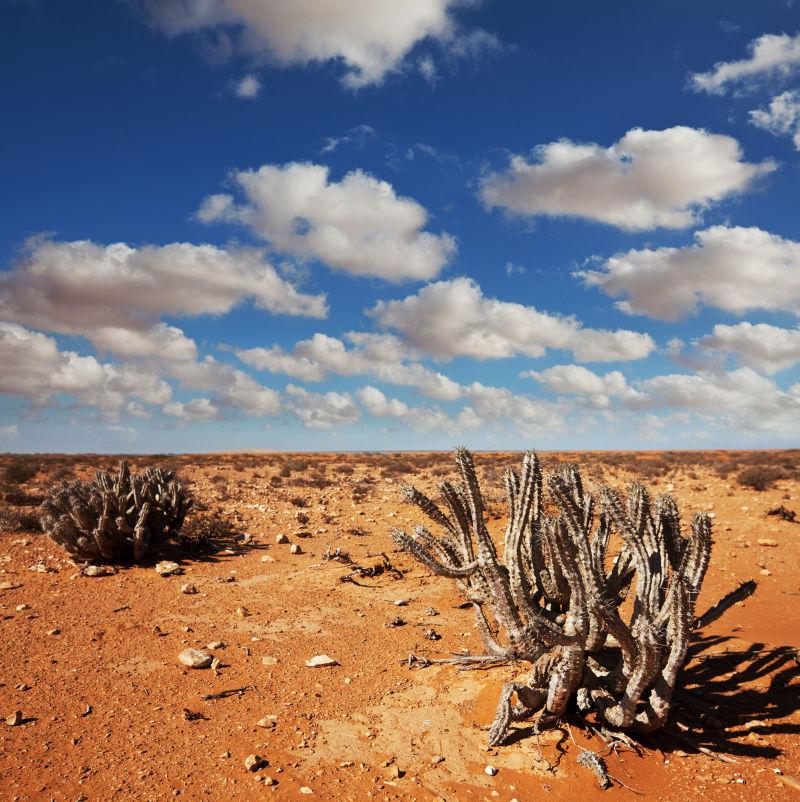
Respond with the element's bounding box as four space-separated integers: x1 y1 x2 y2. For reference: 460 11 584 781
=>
0 449 798 801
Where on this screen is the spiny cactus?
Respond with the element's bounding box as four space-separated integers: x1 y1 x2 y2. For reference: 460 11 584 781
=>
41 462 191 563
393 448 754 744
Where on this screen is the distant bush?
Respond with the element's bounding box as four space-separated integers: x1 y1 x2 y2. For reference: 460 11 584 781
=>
3 458 39 487
738 465 787 492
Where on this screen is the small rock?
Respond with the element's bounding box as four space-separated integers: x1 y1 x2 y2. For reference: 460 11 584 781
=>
178 648 213 669
238 534 253 545
263 776 276 786
257 716 277 729
290 544 302 555
6 710 23 726
28 563 48 573
425 607 438 616
275 534 290 544
15 603 29 611
47 628 60 636
485 765 498 776
393 599 407 606
207 641 225 649
305 654 338 668
180 583 198 594
155 561 182 576
757 539 779 547
244 754 267 772
423 628 440 641
760 568 772 576
261 555 275 563
0 581 22 591
261 656 279 666
83 565 115 577
299 787 313 795
431 755 445 765
210 657 221 673
236 606 250 618
339 761 354 768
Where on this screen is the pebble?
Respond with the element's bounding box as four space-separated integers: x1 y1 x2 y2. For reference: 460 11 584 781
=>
760 568 772 576
261 555 275 563
257 716 277 729
244 754 266 772
207 641 225 649
83 565 115 577
757 539 779 547
263 776 276 786
178 648 213 669
275 534 290 544
289 544 302 555
6 711 23 727
236 607 250 618
485 765 498 776
180 583 198 594
155 561 182 576
47 628 60 636
15 603 29 611
0 581 22 591
305 654 338 667
299 787 313 795
261 656 279 666
393 599 407 606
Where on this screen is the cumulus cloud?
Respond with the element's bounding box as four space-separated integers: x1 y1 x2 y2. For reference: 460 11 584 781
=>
143 0 495 88
463 382 567 438
0 322 171 417
750 90 800 150
237 331 463 400
283 384 360 429
523 364 641 409
163 398 222 421
234 73 261 98
698 322 800 374
197 162 456 281
690 32 800 94
356 385 411 417
0 237 327 340
580 226 800 320
480 127 773 231
370 278 655 362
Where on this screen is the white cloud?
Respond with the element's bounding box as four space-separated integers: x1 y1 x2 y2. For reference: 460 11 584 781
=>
163 398 222 421
523 364 640 409
0 322 172 417
750 90 800 150
698 322 800 374
283 384 360 429
321 124 376 154
0 237 327 339
580 226 800 320
370 277 655 362
91 323 199 362
234 73 261 98
480 127 773 231
144 0 495 88
463 382 567 438
356 385 411 417
631 368 800 435
690 32 800 94
197 162 456 281
237 331 463 400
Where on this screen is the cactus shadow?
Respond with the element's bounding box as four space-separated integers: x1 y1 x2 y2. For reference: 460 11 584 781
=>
652 632 800 760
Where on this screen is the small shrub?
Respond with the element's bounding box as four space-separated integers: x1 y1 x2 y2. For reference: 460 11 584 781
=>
738 465 786 491
289 496 309 508
40 462 191 563
3 458 39 487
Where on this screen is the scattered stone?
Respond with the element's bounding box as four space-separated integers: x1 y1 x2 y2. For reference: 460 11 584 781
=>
423 628 441 641
244 754 267 772
28 563 48 573
385 764 403 779
207 641 225 650
257 716 277 729
236 606 250 618
339 761 354 768
83 565 115 577
393 599 407 606
261 656 279 666
305 654 338 668
155 561 182 576
0 581 22 591
425 607 438 616
47 628 60 636
289 543 302 554
15 603 29 611
6 711 23 727
760 568 772 576
238 534 254 545
387 617 405 627
180 583 198 595
178 648 213 669
485 765 498 776
757 539 779 547
299 787 313 795
275 534 290 544
263 776 276 786
261 555 275 563
431 755 445 765
210 657 221 673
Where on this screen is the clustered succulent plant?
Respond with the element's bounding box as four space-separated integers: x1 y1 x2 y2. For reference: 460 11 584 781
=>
41 462 191 563
393 448 751 745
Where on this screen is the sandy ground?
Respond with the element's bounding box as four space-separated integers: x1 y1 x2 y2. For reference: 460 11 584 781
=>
0 451 798 802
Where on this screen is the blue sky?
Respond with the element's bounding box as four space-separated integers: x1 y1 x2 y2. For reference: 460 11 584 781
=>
1 0 799 452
